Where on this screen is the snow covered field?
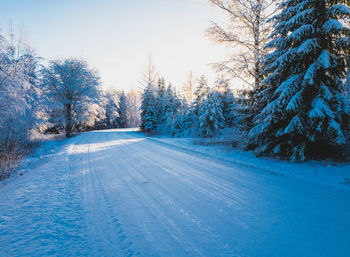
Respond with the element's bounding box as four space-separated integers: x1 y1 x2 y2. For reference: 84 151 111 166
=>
0 129 349 256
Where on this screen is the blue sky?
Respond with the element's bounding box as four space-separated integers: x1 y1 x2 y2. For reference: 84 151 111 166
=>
0 0 227 90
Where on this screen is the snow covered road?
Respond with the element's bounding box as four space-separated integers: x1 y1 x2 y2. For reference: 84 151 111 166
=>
1 129 349 257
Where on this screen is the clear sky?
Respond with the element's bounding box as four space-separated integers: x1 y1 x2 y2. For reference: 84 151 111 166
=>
0 0 229 91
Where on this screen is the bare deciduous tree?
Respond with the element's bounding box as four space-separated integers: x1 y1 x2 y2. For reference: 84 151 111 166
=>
207 0 277 91
181 71 195 104
139 55 158 87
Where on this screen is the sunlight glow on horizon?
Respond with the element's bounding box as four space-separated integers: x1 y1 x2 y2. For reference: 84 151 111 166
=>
0 0 239 91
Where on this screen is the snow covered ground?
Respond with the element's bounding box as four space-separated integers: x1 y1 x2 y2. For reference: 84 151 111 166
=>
0 128 349 256
147 136 350 191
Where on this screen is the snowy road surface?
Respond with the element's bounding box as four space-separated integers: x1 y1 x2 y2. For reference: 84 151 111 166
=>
0 129 349 257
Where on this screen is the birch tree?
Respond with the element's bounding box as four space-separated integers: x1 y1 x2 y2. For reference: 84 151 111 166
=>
207 0 277 91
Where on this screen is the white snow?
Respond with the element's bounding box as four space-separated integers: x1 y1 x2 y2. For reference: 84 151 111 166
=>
322 19 343 33
1 129 350 256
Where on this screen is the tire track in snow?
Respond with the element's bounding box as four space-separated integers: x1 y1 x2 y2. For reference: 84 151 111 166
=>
95 132 188 256
106 132 241 256
85 132 138 257
115 132 306 254
87 131 203 256
106 151 204 256
133 137 288 225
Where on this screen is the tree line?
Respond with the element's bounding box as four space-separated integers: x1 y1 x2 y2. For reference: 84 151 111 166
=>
140 0 350 162
0 31 140 179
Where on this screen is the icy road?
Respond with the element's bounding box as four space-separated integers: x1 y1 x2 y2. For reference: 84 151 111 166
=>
0 129 349 257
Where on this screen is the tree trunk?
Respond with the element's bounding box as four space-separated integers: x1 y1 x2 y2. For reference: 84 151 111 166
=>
254 0 262 92
65 103 73 138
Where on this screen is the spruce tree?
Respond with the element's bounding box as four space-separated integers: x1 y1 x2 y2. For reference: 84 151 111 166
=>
156 78 167 125
144 105 157 132
140 82 156 131
249 0 350 161
104 90 119 128
192 75 210 135
117 90 128 128
193 75 210 116
171 106 192 137
214 76 236 127
199 90 225 137
163 84 177 128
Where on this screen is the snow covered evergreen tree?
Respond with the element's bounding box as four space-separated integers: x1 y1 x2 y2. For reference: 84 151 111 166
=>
199 90 225 137
214 76 236 127
140 82 157 131
171 105 192 137
249 0 350 161
104 89 119 128
156 78 167 126
117 90 128 128
191 75 211 135
161 84 182 131
193 75 210 116
144 103 157 132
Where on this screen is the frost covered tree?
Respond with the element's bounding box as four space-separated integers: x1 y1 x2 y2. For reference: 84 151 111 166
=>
249 0 350 161
42 58 101 137
141 77 184 134
199 90 225 137
214 76 236 127
104 89 119 128
0 36 39 136
171 104 192 137
193 75 210 116
0 30 41 177
161 84 182 132
144 106 157 132
117 90 128 128
143 98 157 132
78 103 106 131
140 82 157 131
0 33 40 140
102 89 140 129
192 75 210 135
155 77 167 125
